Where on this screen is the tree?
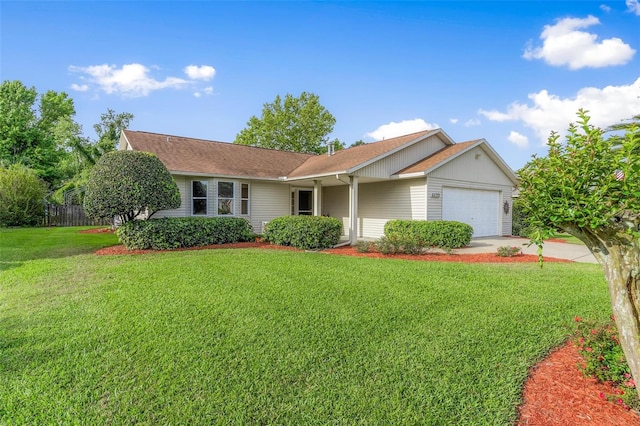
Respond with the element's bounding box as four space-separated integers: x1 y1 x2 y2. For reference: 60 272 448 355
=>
93 108 134 156
0 164 48 226
0 80 75 187
350 139 366 147
83 151 180 225
518 110 640 390
234 92 336 154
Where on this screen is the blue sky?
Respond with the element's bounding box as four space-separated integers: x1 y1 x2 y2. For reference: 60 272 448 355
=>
2 1 639 170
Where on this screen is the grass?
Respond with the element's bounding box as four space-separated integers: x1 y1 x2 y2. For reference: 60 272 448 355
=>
0 227 611 424
549 233 585 245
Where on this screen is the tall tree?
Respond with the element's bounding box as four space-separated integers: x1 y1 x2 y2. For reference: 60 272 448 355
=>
518 110 640 390
0 80 75 187
234 92 336 154
93 108 134 155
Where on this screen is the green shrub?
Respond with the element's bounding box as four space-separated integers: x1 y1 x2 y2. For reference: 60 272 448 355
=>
355 240 373 253
84 151 180 225
496 245 522 257
511 198 530 237
263 215 342 250
0 164 48 227
117 217 253 250
374 235 425 255
384 220 473 250
573 317 638 411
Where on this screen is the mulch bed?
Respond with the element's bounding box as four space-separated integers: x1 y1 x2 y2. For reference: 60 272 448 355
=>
86 228 638 422
517 341 640 425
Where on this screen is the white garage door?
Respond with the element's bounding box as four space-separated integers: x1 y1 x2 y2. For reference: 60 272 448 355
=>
442 187 499 237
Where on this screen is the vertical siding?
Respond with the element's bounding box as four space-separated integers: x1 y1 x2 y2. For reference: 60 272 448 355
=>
358 135 447 178
428 146 513 186
358 178 426 238
322 185 349 236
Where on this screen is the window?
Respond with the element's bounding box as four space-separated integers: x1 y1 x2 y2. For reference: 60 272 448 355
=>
217 181 234 215
241 183 249 215
192 181 208 215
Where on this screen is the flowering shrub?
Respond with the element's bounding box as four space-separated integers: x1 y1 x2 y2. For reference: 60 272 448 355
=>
496 246 522 257
573 316 638 411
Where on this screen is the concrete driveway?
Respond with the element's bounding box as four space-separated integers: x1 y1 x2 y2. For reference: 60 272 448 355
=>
458 236 598 264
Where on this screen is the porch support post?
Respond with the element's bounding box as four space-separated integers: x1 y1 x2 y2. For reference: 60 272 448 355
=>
349 175 359 245
313 180 322 216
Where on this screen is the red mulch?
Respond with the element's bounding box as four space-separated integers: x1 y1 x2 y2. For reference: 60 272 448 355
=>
87 229 639 422
79 227 114 234
517 341 640 425
322 245 570 263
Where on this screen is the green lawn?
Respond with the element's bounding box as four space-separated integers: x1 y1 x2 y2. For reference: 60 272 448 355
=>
0 227 611 424
551 233 585 245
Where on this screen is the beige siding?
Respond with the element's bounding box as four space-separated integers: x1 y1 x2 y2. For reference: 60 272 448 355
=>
358 135 447 178
323 185 350 236
154 176 291 233
428 146 513 186
154 175 189 218
248 181 291 233
358 178 427 238
424 147 514 235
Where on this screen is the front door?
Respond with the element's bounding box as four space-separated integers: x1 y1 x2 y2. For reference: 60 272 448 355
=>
292 189 313 215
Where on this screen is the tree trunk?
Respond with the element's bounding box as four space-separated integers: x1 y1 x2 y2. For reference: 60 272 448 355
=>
565 224 640 396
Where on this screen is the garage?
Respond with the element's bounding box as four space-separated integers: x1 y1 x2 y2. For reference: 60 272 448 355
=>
442 187 499 237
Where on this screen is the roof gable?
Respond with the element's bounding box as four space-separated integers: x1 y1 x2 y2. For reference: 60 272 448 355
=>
287 129 448 179
395 139 518 185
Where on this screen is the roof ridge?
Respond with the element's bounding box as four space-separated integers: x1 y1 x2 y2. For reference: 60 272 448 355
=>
124 130 316 157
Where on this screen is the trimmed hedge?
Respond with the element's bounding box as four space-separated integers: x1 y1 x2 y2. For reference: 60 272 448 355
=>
384 220 473 250
117 217 254 250
264 215 343 250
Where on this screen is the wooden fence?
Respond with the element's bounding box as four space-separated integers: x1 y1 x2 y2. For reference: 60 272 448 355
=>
44 204 112 227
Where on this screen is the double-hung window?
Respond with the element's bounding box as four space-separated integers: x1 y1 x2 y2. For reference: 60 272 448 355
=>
192 181 208 215
241 183 249 215
217 181 234 215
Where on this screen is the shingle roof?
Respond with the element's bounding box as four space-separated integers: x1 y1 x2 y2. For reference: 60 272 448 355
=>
395 140 480 175
122 130 314 179
122 129 489 181
287 129 439 178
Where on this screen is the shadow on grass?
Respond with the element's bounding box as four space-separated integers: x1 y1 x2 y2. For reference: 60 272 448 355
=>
1 227 119 263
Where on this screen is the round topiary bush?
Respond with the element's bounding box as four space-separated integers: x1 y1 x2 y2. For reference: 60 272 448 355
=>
83 151 180 225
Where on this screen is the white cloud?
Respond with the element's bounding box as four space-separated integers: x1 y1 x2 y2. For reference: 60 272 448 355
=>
203 86 213 95
365 118 439 140
193 92 202 98
69 63 188 97
184 65 216 81
464 118 481 127
507 131 529 149
70 83 89 92
523 15 635 69
627 0 640 15
600 4 611 13
449 118 459 124
479 77 640 144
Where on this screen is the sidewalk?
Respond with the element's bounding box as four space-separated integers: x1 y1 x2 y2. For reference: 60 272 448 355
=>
458 237 598 264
